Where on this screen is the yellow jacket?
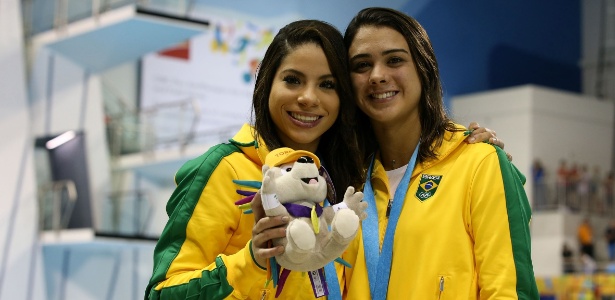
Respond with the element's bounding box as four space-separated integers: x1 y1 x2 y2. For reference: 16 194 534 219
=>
146 124 338 299
341 125 538 300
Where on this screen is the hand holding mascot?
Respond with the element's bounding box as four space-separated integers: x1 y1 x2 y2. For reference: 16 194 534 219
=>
235 147 367 298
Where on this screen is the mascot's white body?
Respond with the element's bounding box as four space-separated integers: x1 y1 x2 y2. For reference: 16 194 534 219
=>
261 149 366 272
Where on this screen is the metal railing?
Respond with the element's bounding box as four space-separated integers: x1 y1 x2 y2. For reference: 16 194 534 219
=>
38 180 78 233
532 180 615 217
102 77 202 156
106 189 154 237
105 97 201 156
140 97 201 151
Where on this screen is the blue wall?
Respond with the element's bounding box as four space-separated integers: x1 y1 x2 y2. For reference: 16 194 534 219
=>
405 0 581 103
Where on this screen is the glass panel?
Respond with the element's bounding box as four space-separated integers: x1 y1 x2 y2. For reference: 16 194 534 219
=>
29 0 56 34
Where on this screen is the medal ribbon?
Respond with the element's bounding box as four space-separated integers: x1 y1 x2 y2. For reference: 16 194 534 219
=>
322 198 342 300
362 144 419 299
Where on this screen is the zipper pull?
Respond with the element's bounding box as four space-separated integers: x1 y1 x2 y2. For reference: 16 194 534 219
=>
439 276 444 292
386 199 392 218
260 289 269 300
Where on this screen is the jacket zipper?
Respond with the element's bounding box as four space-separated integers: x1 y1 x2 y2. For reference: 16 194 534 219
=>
438 276 445 299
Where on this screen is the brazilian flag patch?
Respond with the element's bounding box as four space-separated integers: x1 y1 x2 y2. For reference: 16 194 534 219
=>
416 174 442 202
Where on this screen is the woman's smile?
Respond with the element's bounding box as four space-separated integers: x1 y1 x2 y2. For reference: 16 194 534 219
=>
268 43 340 152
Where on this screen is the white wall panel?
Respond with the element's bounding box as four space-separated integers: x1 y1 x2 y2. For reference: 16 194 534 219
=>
0 0 46 299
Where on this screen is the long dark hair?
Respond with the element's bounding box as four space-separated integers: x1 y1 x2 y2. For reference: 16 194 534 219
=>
344 7 458 164
252 20 364 202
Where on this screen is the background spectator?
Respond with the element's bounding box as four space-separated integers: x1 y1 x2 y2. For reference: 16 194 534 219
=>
557 160 569 207
590 166 602 213
606 219 615 261
577 217 594 259
604 171 615 216
577 164 591 211
562 242 575 274
568 163 579 210
532 158 547 209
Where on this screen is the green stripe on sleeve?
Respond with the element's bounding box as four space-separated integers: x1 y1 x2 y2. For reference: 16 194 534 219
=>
495 147 539 299
150 257 233 300
145 144 240 300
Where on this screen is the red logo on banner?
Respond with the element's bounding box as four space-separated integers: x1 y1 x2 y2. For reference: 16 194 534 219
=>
158 41 190 60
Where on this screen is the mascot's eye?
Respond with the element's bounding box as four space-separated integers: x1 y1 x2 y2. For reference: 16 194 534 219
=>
278 163 294 174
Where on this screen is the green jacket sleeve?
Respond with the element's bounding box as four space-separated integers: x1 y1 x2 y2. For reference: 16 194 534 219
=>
494 146 539 299
469 145 538 299
145 144 266 300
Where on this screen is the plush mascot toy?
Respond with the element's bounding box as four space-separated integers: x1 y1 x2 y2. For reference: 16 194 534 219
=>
234 147 367 298
261 148 366 270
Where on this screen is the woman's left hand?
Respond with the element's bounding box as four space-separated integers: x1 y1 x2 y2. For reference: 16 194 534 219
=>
465 122 513 161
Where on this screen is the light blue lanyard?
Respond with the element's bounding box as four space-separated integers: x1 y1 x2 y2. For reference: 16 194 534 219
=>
323 262 341 300
323 200 342 300
362 144 420 300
